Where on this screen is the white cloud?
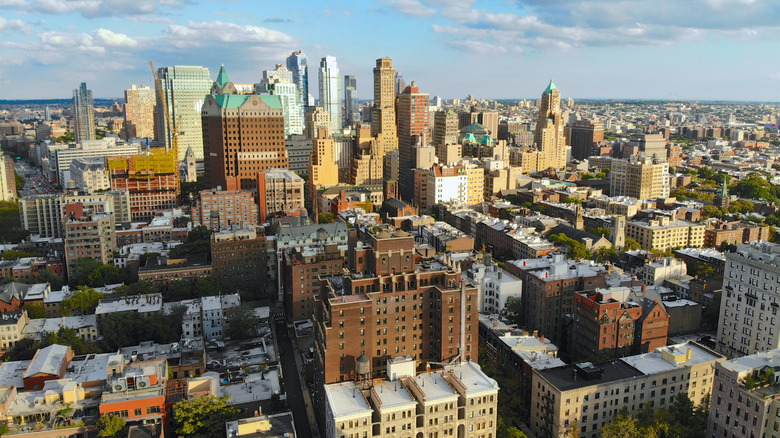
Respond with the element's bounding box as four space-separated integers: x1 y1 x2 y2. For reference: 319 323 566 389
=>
384 0 437 17
93 28 137 47
0 17 33 34
162 20 296 48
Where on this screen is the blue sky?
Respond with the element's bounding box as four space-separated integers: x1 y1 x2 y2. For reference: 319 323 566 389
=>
1 0 778 101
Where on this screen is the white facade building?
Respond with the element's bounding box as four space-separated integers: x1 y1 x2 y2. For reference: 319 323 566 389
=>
318 56 342 132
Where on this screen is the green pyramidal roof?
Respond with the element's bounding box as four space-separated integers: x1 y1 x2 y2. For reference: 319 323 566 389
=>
216 65 231 89
543 79 558 94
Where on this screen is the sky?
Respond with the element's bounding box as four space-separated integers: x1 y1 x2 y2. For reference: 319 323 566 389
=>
0 0 778 101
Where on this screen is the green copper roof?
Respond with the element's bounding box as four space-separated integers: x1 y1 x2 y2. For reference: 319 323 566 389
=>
216 65 231 89
213 94 283 109
543 79 558 94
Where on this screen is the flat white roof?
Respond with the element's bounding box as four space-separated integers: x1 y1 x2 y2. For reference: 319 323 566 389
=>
409 371 458 402
371 380 416 411
445 361 499 396
720 349 780 373
324 381 373 419
621 342 721 375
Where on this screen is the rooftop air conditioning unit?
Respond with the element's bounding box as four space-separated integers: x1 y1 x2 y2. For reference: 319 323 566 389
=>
112 380 127 392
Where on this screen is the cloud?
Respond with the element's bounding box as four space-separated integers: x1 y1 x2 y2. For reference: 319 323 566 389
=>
4 0 179 18
162 20 296 48
383 0 437 17
0 17 33 34
263 17 292 23
93 28 137 47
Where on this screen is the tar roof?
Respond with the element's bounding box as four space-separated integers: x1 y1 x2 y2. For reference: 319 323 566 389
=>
539 360 644 392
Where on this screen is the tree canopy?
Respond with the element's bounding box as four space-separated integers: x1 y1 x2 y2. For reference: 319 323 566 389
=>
173 396 239 438
98 305 185 351
0 201 29 243
61 286 104 315
97 414 126 437
225 305 260 340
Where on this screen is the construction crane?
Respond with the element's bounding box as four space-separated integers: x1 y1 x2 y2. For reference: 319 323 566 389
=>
148 60 183 157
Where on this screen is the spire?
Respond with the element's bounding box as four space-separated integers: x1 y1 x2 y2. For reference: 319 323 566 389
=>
216 65 231 89
543 79 558 95
721 176 728 198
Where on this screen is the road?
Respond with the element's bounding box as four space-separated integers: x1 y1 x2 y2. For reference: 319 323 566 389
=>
275 319 314 436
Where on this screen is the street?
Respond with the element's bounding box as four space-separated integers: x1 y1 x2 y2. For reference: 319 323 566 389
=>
275 319 315 437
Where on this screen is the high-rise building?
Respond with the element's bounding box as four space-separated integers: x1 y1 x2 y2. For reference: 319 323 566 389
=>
155 65 212 161
370 58 398 158
717 242 780 358
397 82 430 203
312 228 479 386
202 66 289 192
0 152 16 201
63 203 115 281
394 71 406 95
344 75 358 128
211 229 273 299
305 107 332 139
569 118 604 160
256 168 305 222
258 64 304 136
533 80 566 170
610 156 670 199
191 188 259 230
107 148 180 221
123 85 155 140
530 341 723 438
286 50 309 107
318 56 341 132
708 349 780 438
72 82 95 143
322 359 498 438
433 110 461 164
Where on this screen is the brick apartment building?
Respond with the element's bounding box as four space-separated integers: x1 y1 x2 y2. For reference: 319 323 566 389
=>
313 228 479 387
282 242 345 322
211 228 275 299
191 188 259 230
572 290 669 361
704 220 771 248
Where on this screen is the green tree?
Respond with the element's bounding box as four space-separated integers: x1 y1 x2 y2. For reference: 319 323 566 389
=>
23 303 46 319
174 396 239 438
1 250 39 260
97 413 126 437
225 305 260 340
502 296 522 326
702 205 724 219
624 237 641 251
595 172 606 179
548 233 590 260
593 247 618 264
88 264 122 287
0 200 29 243
61 286 104 315
36 269 63 291
564 197 583 204
581 173 595 180
318 212 336 223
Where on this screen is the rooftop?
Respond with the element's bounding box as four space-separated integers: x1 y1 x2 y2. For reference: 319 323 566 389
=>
621 342 723 375
324 381 373 419
371 379 416 411
24 344 70 379
539 360 644 392
95 294 162 315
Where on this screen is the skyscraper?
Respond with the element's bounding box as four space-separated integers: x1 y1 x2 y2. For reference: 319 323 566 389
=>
397 82 430 202
258 64 304 136
123 84 156 140
202 66 289 192
433 110 460 164
343 75 358 128
155 65 212 161
72 82 95 143
370 58 398 158
318 56 341 132
395 71 406 95
522 80 566 172
286 50 309 107
569 118 604 160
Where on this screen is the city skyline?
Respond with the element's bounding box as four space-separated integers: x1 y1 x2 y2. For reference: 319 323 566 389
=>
0 0 778 101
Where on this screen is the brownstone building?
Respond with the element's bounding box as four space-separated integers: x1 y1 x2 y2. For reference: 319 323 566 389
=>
202 67 289 193
282 243 344 322
313 228 479 386
704 220 770 248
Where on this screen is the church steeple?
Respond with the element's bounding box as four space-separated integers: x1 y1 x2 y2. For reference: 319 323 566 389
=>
216 65 231 89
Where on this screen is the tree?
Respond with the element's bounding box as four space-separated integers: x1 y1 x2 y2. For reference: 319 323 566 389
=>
1 250 39 260
99 306 185 351
593 247 618 264
0 200 29 243
174 396 239 438
225 305 260 340
97 414 126 437
23 303 46 319
595 172 606 179
88 264 122 287
318 212 336 223
503 296 522 326
564 197 583 204
36 269 63 291
548 233 590 260
624 237 641 251
61 286 104 315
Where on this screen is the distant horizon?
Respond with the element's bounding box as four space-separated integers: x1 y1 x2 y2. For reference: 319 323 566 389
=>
2 97 779 105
